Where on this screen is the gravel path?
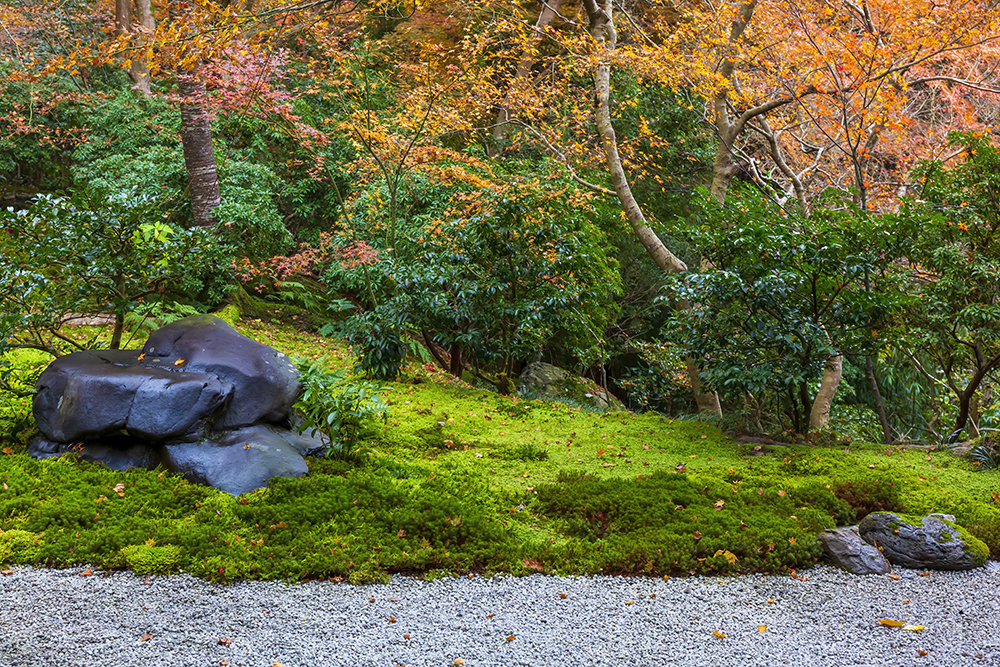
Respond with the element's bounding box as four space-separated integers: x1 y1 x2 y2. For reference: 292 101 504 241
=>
1 563 998 667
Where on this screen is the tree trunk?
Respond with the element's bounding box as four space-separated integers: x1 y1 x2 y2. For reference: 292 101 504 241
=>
130 0 155 97
488 0 564 157
865 354 893 445
809 353 842 431
178 76 221 227
449 342 463 378
583 0 722 417
115 0 132 38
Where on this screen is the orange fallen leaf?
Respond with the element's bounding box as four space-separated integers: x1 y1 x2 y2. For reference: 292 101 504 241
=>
624 600 634 606
80 567 92 577
918 571 930 577
174 358 185 366
140 633 153 642
878 619 905 627
558 593 568 599
918 650 928 656
693 531 702 540
888 574 901 580
757 625 767 633
388 617 396 623
486 614 494 619
506 635 515 641
453 660 465 666
712 630 726 638
1 447 13 455
1 569 13 576
217 637 231 647
650 593 656 598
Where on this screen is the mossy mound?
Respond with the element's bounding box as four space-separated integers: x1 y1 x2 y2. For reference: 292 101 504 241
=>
0 529 43 564
518 362 624 412
120 544 183 575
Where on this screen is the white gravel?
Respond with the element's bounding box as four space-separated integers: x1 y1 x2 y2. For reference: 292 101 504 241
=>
1 563 998 667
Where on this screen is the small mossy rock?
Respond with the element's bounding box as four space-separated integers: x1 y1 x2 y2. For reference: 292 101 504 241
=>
818 525 891 575
120 544 182 575
518 362 624 412
162 425 309 496
33 349 229 443
859 511 989 570
143 315 300 429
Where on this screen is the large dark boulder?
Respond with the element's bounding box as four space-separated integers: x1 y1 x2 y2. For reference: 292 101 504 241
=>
142 315 299 429
33 350 229 443
818 525 891 575
859 511 989 571
30 315 317 495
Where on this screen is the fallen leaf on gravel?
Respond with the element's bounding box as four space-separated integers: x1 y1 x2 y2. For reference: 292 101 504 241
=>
140 633 153 642
650 594 656 598
453 660 465 666
757 625 767 633
901 625 924 632
1 570 13 576
888 574 901 580
272 662 284 667
712 630 726 638
217 637 231 646
902 599 910 603
80 567 92 577
918 650 928 656
558 593 568 599
878 619 905 627
486 614 494 619
506 635 516 641
403 634 410 640
388 617 396 623
219 661 228 666
918 571 930 577
387 597 401 602
369 597 375 603
624 601 634 606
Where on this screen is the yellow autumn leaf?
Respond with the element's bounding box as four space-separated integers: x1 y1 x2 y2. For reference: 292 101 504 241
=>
757 625 767 633
714 500 725 510
878 619 905 627
712 630 726 638
901 625 924 632
174 358 185 366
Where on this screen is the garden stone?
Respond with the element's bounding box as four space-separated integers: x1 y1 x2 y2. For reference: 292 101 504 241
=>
29 315 316 495
161 426 310 496
518 362 624 411
858 511 989 570
142 314 300 429
33 349 229 443
818 525 891 575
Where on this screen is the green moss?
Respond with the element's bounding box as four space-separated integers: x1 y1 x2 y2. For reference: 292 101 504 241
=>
120 544 182 575
0 529 42 564
213 304 241 327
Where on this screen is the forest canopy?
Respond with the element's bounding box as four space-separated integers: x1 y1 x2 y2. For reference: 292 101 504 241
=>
3 0 1000 447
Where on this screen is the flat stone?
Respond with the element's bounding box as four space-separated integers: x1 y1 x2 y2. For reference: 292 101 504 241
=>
27 435 161 471
859 511 989 571
818 525 891 575
162 426 309 495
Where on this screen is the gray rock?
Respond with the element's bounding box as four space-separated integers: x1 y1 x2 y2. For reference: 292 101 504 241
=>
859 511 989 570
818 525 891 574
518 362 624 411
33 350 229 443
162 426 310 495
143 315 299 428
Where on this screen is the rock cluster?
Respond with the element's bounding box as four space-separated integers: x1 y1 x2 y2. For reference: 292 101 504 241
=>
28 315 323 495
820 510 989 574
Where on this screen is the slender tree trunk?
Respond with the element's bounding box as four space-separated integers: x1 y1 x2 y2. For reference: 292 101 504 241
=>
488 0 564 157
865 354 892 444
809 353 842 431
178 75 221 227
583 0 722 417
115 0 132 38
449 342 463 378
130 0 155 97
